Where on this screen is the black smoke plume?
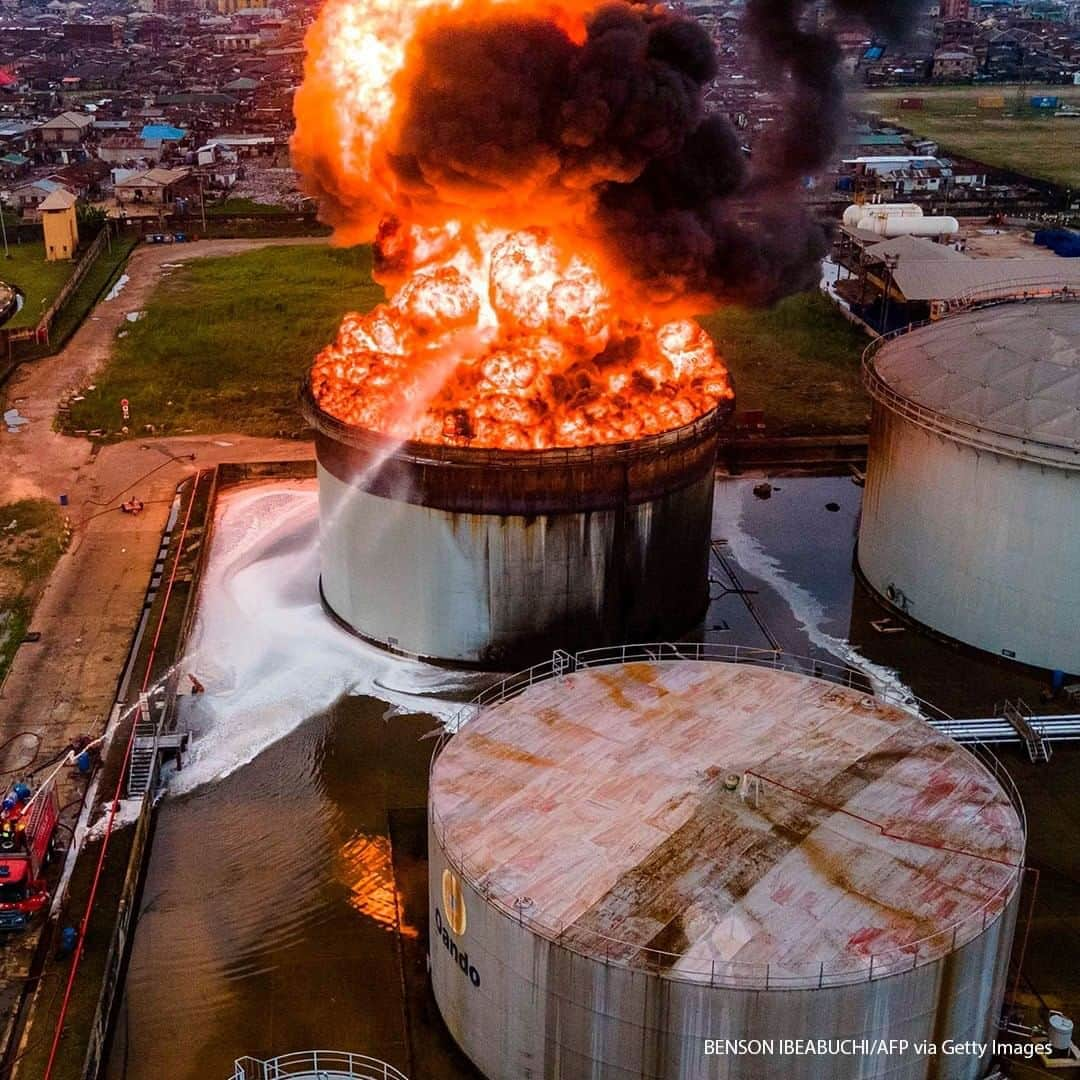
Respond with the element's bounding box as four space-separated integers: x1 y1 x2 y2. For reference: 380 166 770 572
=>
360 0 926 306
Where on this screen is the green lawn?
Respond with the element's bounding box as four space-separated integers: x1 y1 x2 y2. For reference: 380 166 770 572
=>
30 233 138 361
698 291 871 436
65 244 385 438
0 498 67 680
855 83 1080 189
0 241 77 330
207 197 294 216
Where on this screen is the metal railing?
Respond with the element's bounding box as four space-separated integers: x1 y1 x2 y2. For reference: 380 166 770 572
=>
861 293 1080 470
430 643 1026 991
231 1051 408 1080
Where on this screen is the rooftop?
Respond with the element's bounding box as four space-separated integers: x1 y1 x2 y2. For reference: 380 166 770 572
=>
872 301 1080 454
431 656 1024 986
38 187 76 210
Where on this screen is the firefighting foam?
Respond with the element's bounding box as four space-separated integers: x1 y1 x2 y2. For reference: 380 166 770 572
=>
293 0 915 449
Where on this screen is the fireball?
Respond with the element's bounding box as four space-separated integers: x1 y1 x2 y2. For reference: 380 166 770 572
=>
295 0 735 449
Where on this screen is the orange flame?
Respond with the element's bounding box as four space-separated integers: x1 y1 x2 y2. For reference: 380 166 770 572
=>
295 0 733 450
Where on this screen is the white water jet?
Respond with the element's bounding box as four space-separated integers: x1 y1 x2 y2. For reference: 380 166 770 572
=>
173 482 485 795
714 480 917 704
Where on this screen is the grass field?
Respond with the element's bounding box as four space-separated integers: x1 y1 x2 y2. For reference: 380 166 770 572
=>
65 244 385 437
855 83 1080 189
0 498 67 680
699 291 871 436
0 241 77 330
66 243 870 440
206 197 294 216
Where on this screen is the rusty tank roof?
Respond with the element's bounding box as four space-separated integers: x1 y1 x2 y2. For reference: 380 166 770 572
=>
429 660 1025 985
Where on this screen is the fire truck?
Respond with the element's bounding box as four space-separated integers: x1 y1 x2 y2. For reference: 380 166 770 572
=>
0 779 60 931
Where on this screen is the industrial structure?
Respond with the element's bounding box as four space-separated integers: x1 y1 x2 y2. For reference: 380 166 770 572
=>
302 385 730 668
428 645 1026 1080
859 300 1080 674
229 1052 408 1079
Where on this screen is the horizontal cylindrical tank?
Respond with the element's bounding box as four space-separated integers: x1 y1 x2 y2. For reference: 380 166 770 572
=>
843 202 921 227
301 386 730 668
859 214 959 237
859 301 1080 673
429 648 1025 1080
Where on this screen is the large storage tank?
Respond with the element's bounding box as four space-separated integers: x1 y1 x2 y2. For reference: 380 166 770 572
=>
859 301 1080 673
429 646 1025 1080
302 385 729 668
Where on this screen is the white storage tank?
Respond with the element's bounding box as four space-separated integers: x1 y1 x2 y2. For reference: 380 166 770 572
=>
843 203 922 228
859 214 959 238
428 646 1025 1080
859 300 1080 673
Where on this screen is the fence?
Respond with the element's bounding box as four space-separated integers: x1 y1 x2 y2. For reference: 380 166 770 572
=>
2 226 111 357
79 470 217 1079
430 642 1026 991
231 1051 408 1080
861 292 1080 470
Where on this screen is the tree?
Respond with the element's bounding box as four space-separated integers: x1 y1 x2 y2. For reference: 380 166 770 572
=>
76 203 109 238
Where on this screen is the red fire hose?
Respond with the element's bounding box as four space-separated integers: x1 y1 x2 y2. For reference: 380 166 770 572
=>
42 471 201 1079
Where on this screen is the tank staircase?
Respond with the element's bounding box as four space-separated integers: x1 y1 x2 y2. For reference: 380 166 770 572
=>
931 702 1078 755
1003 699 1053 763
126 688 189 797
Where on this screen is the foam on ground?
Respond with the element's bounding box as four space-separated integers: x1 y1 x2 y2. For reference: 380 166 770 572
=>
714 479 917 705
174 482 483 795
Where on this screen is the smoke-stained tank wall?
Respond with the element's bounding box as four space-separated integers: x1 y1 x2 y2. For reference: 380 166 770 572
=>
304 387 727 667
428 827 1020 1080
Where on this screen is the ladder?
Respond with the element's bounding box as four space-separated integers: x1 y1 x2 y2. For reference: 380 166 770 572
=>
127 689 166 797
1002 698 1053 764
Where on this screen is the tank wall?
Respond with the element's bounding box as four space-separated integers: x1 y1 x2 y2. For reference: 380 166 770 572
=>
428 826 1020 1080
316 462 715 667
859 406 1080 673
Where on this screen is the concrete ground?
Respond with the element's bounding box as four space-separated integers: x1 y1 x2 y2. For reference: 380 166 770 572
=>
0 237 318 1055
956 222 1043 260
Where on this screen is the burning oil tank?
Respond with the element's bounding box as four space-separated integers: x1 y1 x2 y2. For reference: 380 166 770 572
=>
302 385 730 668
859 301 1080 673
428 647 1025 1080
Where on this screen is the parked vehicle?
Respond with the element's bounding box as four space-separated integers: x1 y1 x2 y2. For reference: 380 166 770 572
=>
0 780 60 931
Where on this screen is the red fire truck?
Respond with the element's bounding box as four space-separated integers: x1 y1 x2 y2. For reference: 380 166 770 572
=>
0 779 60 931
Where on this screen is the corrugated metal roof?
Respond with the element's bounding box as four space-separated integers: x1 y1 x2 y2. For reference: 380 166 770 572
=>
891 257 1080 301
139 123 185 141
875 303 1080 450
864 235 969 263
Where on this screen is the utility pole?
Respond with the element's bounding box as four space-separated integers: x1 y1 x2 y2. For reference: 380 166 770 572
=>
882 254 900 332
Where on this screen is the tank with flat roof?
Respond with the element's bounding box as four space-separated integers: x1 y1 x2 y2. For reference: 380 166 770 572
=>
428 646 1025 1080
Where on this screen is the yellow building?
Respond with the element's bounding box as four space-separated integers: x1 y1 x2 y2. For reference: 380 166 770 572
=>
40 188 79 261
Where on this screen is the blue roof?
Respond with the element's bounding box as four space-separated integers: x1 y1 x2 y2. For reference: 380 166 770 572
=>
140 124 186 142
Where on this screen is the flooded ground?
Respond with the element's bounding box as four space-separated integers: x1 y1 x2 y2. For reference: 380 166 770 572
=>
105 477 1078 1079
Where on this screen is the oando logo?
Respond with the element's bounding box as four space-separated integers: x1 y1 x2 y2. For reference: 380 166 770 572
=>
442 869 467 935
435 869 480 989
